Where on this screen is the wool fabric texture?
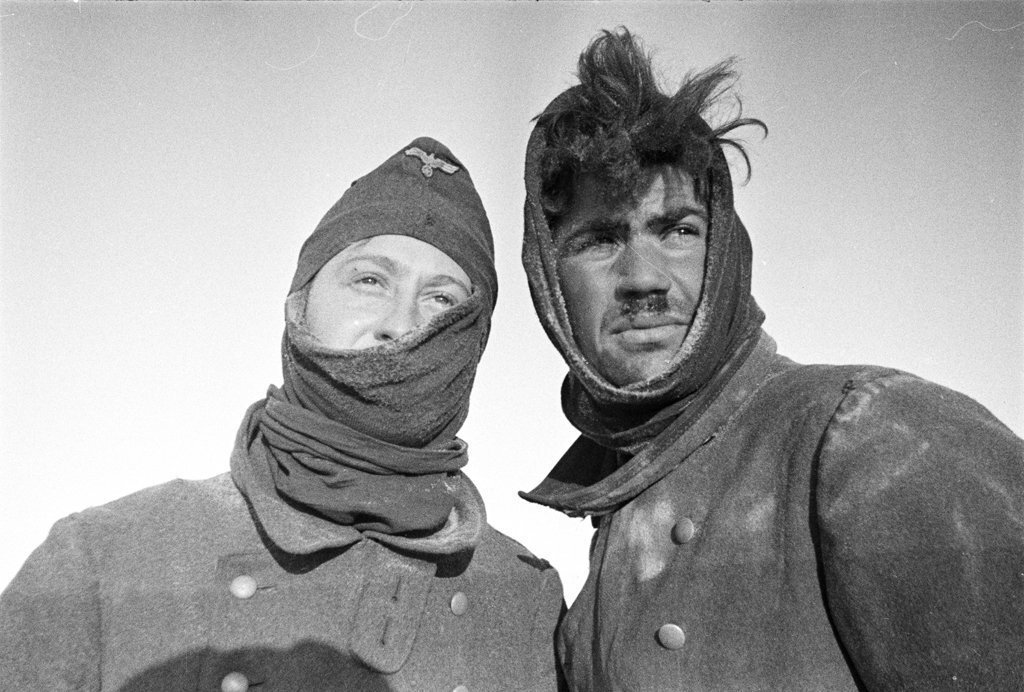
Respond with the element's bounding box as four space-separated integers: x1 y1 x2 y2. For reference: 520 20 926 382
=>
522 333 778 517
290 136 497 308
264 137 496 535
260 384 468 535
521 96 764 465
281 288 487 448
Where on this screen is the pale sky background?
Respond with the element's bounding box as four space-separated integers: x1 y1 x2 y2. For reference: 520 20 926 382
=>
2 1 1021 604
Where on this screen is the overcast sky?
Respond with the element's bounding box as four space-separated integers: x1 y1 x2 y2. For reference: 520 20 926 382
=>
2 1 1021 602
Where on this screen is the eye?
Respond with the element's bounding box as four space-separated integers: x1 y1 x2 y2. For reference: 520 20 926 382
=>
425 289 465 309
661 222 705 247
351 273 386 291
666 223 698 237
564 232 619 258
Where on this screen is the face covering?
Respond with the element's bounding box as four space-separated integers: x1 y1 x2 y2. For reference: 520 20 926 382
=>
238 137 497 537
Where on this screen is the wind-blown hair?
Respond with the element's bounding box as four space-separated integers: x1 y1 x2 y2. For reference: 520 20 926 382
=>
536 28 767 222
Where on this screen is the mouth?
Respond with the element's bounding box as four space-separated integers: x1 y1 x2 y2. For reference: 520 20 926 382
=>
611 314 685 333
609 315 687 346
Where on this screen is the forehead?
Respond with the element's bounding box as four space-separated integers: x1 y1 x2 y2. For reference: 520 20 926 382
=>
330 235 451 267
319 234 471 286
562 165 704 230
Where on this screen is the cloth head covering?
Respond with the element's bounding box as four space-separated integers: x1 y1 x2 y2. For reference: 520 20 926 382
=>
521 88 765 456
290 137 497 307
235 137 497 540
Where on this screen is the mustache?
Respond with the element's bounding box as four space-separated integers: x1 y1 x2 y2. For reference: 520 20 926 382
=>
619 294 671 317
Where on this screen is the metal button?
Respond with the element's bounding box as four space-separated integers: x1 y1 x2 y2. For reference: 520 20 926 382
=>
452 686 469 692
229 575 257 600
657 623 686 650
450 591 468 616
221 671 249 692
671 518 695 544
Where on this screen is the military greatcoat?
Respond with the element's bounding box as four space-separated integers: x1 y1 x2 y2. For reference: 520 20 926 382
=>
540 340 1024 690
0 470 563 691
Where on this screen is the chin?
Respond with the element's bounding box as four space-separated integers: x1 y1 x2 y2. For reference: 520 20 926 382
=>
601 356 673 387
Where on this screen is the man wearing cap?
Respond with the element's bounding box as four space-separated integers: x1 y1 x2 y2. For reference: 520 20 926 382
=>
520 29 1024 690
1 137 563 691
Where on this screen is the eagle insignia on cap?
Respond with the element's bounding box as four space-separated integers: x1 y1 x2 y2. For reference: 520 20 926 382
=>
405 147 460 178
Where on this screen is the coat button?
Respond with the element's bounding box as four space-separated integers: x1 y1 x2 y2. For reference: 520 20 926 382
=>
221 671 249 692
657 623 686 650
452 686 469 692
671 518 695 544
450 591 469 616
229 575 257 599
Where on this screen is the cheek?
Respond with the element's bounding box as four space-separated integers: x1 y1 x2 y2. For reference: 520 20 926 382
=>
305 285 377 347
558 261 607 341
668 251 707 302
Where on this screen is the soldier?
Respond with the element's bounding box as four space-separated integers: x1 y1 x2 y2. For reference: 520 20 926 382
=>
520 29 1024 690
1 138 563 691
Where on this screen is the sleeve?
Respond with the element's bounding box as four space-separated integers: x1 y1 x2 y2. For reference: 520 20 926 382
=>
0 514 103 691
525 567 568 692
814 372 1024 690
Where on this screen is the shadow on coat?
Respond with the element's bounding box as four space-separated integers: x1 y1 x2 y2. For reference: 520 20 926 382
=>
118 640 395 692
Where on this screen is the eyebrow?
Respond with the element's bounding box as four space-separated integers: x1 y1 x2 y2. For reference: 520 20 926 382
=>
564 203 708 240
345 253 403 275
645 204 708 231
343 253 471 294
422 273 472 295
561 218 627 241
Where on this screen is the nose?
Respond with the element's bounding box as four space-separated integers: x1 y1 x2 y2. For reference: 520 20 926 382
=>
614 239 671 298
373 296 423 343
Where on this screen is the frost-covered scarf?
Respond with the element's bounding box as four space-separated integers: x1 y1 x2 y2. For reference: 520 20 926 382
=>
235 137 497 537
520 108 766 515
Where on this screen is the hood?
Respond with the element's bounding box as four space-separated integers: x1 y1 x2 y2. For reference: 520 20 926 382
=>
522 96 765 453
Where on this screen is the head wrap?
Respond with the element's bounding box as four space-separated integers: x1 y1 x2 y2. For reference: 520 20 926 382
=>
521 90 765 456
237 137 497 538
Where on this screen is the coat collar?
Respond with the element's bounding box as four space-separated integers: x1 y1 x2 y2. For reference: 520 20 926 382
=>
521 332 792 517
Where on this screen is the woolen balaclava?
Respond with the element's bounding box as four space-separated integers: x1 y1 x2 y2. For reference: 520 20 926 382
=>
520 93 767 515
242 137 497 537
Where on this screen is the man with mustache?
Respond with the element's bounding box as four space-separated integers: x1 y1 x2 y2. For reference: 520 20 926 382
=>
1 138 563 691
521 29 1024 690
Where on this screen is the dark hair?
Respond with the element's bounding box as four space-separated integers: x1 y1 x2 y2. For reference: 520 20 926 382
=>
536 28 767 222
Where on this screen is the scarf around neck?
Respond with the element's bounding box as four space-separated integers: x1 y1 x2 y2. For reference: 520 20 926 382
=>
252 289 488 536
231 137 497 541
521 332 781 516
231 400 486 556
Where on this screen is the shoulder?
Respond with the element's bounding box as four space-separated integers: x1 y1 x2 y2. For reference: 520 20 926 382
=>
5 474 245 598
44 473 249 558
466 525 565 632
472 524 562 589
820 368 1020 461
811 368 1022 522
739 361 1021 493
829 369 1014 433
721 361 899 446
756 361 897 406
62 472 242 528
476 523 559 573
753 360 1015 439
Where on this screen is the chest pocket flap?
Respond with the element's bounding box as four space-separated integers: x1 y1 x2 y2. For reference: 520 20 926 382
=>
350 544 436 674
